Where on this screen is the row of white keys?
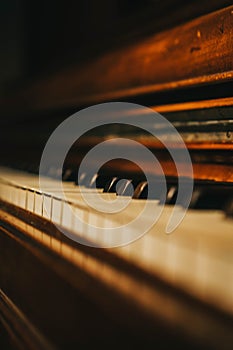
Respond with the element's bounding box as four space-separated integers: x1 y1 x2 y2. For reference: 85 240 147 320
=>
0 166 232 314
114 207 233 314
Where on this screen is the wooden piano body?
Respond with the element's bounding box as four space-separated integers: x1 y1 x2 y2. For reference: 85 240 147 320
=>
0 1 233 349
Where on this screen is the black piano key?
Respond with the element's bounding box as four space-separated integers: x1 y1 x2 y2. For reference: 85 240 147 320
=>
76 172 87 186
47 166 63 179
165 180 193 207
88 174 112 189
133 181 148 199
224 197 233 217
104 177 142 196
134 179 171 201
62 167 77 181
95 174 113 189
190 186 233 210
116 179 134 197
103 177 119 193
86 173 99 188
76 173 114 189
166 182 233 211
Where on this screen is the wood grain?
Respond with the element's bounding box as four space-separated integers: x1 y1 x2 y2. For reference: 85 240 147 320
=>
1 6 233 115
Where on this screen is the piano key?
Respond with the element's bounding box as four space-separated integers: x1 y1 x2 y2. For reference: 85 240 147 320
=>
79 173 114 189
225 197 233 217
0 166 233 315
133 180 168 200
115 179 134 196
103 176 119 192
115 178 145 197
113 208 233 313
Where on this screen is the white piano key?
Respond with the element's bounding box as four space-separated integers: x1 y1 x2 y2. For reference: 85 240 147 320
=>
42 194 52 220
0 166 233 314
18 188 27 209
51 196 62 225
34 191 43 216
61 201 73 230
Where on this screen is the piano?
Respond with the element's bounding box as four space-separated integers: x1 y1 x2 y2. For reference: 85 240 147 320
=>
0 1 233 349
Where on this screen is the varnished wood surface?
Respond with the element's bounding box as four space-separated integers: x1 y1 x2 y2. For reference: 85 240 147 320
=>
60 136 233 182
0 290 54 350
154 96 233 113
1 5 233 116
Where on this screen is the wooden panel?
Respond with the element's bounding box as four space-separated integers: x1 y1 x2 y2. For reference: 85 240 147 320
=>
1 6 233 115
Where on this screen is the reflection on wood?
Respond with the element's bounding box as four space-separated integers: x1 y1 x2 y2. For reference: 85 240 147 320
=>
1 6 233 114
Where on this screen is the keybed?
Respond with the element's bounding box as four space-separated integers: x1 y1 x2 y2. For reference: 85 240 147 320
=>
0 166 232 317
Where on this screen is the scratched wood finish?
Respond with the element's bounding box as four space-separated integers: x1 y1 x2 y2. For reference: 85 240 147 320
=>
1 5 233 115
